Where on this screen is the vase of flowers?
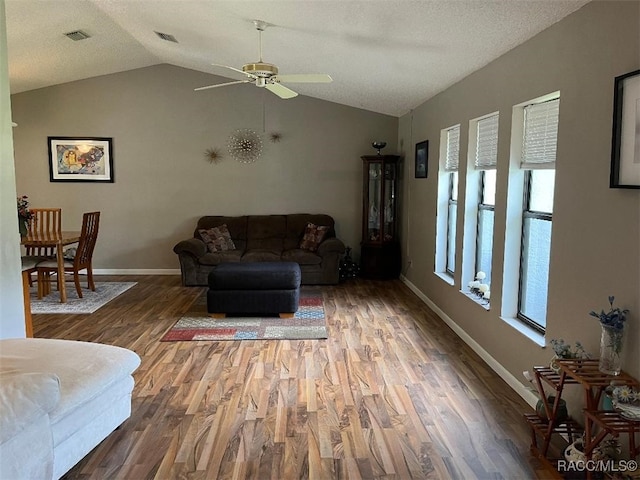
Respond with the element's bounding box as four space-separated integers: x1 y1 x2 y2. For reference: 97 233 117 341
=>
590 296 629 375
16 195 32 237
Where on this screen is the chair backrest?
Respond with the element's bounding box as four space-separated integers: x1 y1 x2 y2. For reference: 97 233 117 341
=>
26 208 62 257
74 212 100 268
28 208 62 236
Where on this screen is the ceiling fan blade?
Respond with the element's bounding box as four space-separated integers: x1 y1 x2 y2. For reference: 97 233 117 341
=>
211 63 257 79
265 83 298 99
194 80 252 92
273 74 333 83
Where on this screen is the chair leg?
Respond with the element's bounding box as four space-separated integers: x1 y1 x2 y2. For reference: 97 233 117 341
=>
74 273 83 298
44 272 52 297
87 265 95 291
37 271 44 299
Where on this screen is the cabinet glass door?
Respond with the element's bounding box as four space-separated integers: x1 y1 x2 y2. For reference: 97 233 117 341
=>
367 163 382 241
383 162 396 241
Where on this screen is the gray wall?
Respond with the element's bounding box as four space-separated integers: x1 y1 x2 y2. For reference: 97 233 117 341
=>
11 64 398 271
398 0 639 383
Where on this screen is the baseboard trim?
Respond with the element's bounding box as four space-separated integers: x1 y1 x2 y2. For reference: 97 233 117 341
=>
399 274 537 408
93 269 181 275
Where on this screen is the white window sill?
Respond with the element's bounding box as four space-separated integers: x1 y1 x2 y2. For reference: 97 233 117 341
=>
460 291 490 311
500 316 545 347
434 271 454 286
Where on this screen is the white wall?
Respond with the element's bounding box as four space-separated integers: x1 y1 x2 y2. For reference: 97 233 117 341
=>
11 64 398 271
398 1 640 383
0 0 26 339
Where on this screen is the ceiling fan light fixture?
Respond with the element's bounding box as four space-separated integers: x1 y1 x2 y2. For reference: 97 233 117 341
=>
242 62 278 77
194 19 331 99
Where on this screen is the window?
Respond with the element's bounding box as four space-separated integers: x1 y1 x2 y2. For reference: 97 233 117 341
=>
474 114 498 285
476 169 496 280
446 171 458 274
517 99 559 332
445 126 460 275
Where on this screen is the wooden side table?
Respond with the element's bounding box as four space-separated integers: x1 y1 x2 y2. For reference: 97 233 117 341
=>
556 359 640 478
523 366 582 462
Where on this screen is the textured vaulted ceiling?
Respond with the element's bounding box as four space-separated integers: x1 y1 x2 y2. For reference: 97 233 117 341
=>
5 0 590 117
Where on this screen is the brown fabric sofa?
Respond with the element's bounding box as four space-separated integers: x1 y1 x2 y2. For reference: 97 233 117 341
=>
173 214 345 286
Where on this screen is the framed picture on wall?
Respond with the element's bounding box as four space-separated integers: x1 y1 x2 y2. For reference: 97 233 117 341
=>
415 140 428 178
48 137 114 183
610 69 640 189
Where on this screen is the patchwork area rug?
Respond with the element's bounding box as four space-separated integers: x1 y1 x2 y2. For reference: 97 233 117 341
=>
161 290 327 341
30 282 137 314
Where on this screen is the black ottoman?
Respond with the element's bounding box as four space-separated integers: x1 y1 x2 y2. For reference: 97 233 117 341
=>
207 262 301 318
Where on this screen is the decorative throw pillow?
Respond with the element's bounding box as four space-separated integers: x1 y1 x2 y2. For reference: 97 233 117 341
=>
199 224 236 253
299 222 328 252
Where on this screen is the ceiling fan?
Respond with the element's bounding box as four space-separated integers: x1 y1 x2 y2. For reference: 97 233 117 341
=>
195 20 332 99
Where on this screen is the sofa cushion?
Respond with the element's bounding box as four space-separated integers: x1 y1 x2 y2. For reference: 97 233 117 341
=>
199 224 236 252
281 248 323 265
246 215 285 252
196 216 248 251
200 250 243 266
284 214 335 250
299 223 329 252
242 249 282 262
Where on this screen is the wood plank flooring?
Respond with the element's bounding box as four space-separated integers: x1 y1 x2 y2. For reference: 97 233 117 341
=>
32 276 549 479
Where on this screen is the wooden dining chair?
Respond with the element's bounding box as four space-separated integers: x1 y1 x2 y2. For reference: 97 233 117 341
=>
38 212 100 299
26 208 62 257
23 208 62 295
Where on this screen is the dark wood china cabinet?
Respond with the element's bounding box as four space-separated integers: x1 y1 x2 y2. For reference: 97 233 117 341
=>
360 155 401 279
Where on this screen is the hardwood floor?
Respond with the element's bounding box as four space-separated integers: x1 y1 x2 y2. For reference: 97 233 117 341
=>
32 275 547 479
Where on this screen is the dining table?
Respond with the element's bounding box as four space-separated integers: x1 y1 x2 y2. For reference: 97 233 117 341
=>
21 230 81 303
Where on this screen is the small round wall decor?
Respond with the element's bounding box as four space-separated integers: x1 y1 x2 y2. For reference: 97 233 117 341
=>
228 129 262 163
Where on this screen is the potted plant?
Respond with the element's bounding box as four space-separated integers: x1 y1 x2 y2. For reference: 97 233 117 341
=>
523 370 568 422
548 339 590 373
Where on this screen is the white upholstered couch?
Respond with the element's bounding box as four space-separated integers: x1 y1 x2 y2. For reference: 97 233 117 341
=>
0 338 140 479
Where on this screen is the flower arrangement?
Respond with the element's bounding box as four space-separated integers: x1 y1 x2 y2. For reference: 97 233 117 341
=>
468 271 490 302
591 296 630 375
17 195 32 220
17 195 32 237
589 296 628 331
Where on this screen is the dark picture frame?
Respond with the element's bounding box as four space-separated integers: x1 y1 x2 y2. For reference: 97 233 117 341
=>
415 140 428 178
610 69 640 189
48 137 114 183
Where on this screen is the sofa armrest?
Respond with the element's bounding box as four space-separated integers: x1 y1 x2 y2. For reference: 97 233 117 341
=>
317 237 345 256
173 238 207 258
0 372 60 444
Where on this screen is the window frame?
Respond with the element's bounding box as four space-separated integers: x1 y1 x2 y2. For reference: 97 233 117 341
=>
475 170 496 278
446 171 458 275
517 170 553 333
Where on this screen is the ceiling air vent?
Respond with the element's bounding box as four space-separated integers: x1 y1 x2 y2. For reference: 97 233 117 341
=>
155 31 178 43
64 30 91 41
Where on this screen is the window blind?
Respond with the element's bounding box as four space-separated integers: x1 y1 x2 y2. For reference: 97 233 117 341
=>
521 98 559 169
445 125 460 172
475 113 499 170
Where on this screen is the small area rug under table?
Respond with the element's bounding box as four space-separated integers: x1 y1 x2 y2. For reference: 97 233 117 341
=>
30 282 137 314
161 289 327 341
